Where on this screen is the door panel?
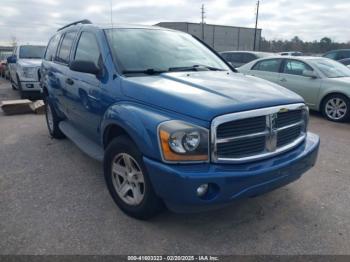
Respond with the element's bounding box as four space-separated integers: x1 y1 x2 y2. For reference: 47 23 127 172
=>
249 58 282 84
66 31 106 142
279 59 321 106
278 73 321 107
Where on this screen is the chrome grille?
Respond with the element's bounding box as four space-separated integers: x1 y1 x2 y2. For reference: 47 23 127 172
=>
211 104 308 163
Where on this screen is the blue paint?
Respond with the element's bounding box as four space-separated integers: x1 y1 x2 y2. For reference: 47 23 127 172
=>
41 24 319 212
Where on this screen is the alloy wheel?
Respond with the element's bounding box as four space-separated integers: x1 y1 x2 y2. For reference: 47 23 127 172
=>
325 97 348 121
111 153 145 206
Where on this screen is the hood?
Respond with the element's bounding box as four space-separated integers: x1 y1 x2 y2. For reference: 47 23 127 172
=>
18 59 42 67
122 71 304 121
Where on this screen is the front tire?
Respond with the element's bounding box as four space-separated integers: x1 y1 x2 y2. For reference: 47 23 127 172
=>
16 75 26 99
44 96 65 139
104 136 163 220
322 94 350 122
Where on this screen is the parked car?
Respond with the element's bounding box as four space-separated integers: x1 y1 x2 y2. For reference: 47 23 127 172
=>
323 49 350 61
7 44 46 98
238 56 350 122
339 58 350 68
0 51 12 79
0 60 7 78
219 51 274 68
280 51 303 56
41 20 319 219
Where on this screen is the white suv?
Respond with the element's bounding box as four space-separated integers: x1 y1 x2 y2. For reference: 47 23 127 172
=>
7 44 46 98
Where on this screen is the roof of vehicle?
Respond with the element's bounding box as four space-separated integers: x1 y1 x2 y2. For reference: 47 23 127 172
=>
242 56 331 65
220 51 273 55
57 20 178 33
324 49 350 53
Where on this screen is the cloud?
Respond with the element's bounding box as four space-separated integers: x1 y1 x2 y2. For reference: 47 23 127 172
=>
0 0 349 46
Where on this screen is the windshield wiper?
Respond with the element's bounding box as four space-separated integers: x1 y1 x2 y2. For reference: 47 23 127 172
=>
122 69 166 75
168 65 226 72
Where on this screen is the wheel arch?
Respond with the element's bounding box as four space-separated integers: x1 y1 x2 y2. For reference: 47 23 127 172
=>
101 103 170 161
319 92 350 111
103 123 134 149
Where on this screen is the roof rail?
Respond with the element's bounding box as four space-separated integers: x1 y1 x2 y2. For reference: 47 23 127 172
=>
57 19 92 32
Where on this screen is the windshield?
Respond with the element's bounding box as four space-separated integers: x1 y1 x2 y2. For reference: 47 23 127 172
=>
312 59 350 78
19 45 46 59
105 28 230 74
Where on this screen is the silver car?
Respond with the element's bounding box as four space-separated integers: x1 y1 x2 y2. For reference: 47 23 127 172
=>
238 56 350 122
7 44 46 99
220 51 274 68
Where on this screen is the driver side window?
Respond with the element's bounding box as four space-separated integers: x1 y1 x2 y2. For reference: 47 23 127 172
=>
74 32 101 67
282 60 313 76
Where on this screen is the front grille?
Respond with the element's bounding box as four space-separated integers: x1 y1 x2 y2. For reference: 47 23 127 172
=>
276 110 302 128
277 125 302 148
217 136 266 158
212 104 307 163
217 116 266 138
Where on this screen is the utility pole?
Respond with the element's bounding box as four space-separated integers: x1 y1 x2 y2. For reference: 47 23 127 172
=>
253 0 260 51
201 4 205 41
110 0 114 27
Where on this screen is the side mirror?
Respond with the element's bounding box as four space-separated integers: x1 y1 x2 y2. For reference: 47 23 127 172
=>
303 70 318 78
7 55 16 64
69 60 101 76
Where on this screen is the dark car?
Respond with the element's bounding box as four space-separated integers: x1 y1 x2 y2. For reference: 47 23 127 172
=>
219 51 274 68
280 51 303 56
323 49 350 61
339 58 350 68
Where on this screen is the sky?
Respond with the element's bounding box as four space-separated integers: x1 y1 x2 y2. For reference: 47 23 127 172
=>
0 0 349 45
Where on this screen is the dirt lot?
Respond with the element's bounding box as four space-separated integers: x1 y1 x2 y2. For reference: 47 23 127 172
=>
0 78 350 255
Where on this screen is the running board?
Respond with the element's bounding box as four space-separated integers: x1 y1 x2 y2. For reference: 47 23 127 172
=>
59 121 104 162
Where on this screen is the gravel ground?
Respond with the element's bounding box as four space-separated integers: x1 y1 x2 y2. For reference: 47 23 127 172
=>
0 78 349 255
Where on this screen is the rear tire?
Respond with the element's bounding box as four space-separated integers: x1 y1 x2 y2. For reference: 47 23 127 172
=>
104 136 164 220
44 96 65 139
321 94 350 122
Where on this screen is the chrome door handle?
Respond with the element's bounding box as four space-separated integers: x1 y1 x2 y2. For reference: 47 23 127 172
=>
280 78 287 82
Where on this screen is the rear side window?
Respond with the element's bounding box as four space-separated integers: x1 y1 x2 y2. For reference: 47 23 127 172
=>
228 53 243 63
282 60 313 76
252 59 281 73
337 51 350 60
324 52 337 60
74 32 101 66
242 53 257 63
45 34 61 61
56 31 76 64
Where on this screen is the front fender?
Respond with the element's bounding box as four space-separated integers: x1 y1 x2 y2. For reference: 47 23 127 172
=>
101 102 171 161
101 102 210 161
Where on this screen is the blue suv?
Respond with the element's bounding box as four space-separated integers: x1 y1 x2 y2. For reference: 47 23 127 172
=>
41 20 320 219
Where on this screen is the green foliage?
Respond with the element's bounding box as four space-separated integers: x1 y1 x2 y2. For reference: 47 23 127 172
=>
260 36 350 54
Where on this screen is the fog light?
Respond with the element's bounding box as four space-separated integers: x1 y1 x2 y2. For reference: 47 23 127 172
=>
197 184 209 197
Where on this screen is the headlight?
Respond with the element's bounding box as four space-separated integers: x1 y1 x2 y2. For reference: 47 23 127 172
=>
22 67 37 79
302 106 309 133
158 120 209 163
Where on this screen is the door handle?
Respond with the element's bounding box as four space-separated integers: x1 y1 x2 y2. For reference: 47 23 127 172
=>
66 78 74 85
280 78 287 82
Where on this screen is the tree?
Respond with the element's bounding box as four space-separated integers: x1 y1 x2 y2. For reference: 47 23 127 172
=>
260 36 350 54
320 37 332 52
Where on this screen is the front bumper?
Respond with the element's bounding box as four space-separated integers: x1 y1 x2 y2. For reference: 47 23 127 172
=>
144 132 320 213
20 81 41 91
